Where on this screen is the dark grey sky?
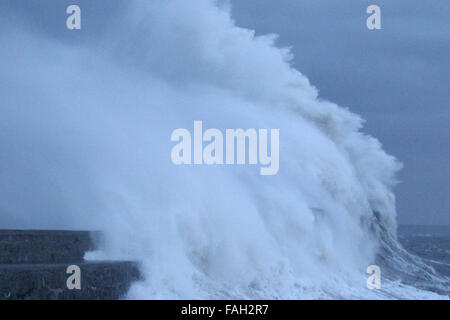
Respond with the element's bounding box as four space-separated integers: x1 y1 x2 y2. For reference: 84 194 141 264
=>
231 0 449 225
0 1 448 225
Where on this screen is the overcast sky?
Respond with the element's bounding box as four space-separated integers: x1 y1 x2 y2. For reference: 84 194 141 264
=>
0 1 448 225
231 0 449 225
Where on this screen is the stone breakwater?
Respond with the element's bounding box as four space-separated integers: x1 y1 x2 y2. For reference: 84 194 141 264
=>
0 230 140 300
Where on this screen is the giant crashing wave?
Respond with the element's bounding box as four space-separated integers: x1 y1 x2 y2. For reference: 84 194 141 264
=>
0 0 447 299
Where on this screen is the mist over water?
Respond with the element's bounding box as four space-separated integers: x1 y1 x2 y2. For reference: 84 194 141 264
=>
0 1 445 298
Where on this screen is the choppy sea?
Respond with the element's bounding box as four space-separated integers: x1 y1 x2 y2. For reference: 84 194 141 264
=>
397 225 450 297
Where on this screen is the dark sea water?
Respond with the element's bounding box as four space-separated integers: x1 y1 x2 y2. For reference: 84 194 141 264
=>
399 225 450 276
398 225 450 296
